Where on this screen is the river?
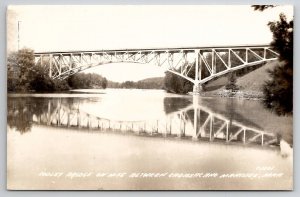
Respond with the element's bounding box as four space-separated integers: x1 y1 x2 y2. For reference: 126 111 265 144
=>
7 89 293 190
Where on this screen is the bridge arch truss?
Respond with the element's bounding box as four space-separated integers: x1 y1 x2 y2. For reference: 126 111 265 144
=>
34 45 278 92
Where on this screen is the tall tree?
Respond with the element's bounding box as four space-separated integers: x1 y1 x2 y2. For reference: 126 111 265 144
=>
164 63 194 94
7 48 35 92
252 6 293 115
252 5 275 11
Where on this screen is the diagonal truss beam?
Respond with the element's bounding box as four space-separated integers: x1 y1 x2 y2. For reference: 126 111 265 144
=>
34 45 278 85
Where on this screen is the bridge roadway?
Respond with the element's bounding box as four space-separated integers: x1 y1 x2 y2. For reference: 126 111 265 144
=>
34 44 272 54
34 44 279 94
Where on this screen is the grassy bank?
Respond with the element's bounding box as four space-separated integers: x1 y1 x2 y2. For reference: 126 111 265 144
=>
202 61 278 99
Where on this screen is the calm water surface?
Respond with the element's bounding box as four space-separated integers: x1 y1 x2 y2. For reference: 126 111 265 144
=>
7 89 293 190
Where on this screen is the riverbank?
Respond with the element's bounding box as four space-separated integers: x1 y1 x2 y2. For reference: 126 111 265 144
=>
199 89 264 100
198 61 279 100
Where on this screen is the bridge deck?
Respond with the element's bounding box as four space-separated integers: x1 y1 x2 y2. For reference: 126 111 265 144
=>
34 44 271 55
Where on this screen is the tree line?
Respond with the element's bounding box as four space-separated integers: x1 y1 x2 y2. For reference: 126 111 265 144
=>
107 78 164 89
7 48 108 93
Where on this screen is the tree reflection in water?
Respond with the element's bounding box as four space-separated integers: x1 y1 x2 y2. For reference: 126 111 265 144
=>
7 96 277 147
163 97 192 115
7 97 82 134
8 97 43 134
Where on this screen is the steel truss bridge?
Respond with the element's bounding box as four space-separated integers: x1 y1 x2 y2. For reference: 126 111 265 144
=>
31 98 278 147
34 45 279 93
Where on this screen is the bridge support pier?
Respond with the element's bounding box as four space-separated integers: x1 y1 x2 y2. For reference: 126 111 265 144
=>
192 84 202 94
192 96 200 140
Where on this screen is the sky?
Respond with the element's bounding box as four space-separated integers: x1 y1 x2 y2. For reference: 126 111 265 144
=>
7 5 293 82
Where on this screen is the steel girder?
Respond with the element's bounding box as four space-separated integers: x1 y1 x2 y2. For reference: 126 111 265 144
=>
34 45 279 85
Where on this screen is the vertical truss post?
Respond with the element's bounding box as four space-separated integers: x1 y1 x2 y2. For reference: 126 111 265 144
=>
192 96 199 140
179 113 182 137
70 54 73 70
57 100 61 126
47 100 51 125
183 118 186 136
99 53 103 63
38 115 41 124
226 121 229 142
193 108 198 140
212 49 216 74
165 50 169 68
49 54 53 78
181 51 186 74
77 110 81 128
210 115 213 141
243 129 246 144
67 113 71 127
195 49 199 82
228 49 231 68
180 53 183 73
59 55 62 77
87 114 90 129
193 49 201 94
199 51 202 80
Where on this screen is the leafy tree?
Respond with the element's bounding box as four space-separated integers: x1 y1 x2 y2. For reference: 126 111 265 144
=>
68 73 108 89
164 63 194 94
7 52 19 92
263 62 292 115
52 79 70 91
7 98 33 134
7 48 111 92
225 72 239 91
28 66 55 92
252 5 275 11
268 14 293 64
102 78 108 89
7 48 35 92
252 6 293 115
107 77 163 89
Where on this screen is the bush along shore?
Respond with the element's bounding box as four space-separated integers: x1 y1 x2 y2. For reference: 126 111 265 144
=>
199 89 264 100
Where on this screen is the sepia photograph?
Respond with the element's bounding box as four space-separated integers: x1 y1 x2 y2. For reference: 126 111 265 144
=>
6 5 293 190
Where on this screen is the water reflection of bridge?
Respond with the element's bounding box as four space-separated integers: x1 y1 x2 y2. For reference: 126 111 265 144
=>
31 97 278 147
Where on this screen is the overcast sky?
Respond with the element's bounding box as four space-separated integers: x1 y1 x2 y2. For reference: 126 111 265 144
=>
7 5 293 82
